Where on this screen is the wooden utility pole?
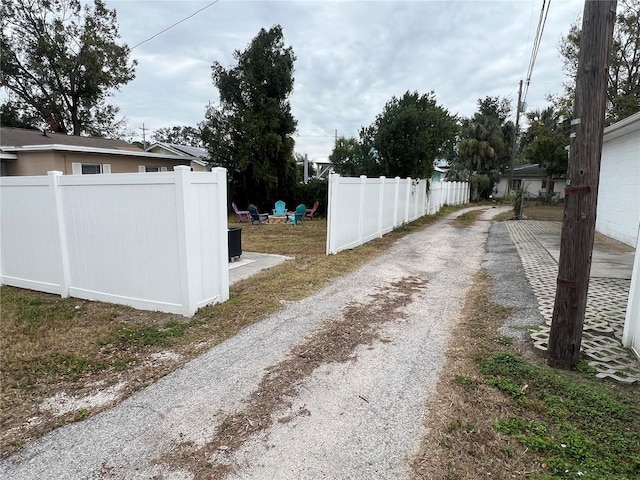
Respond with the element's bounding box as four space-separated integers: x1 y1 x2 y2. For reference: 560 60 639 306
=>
508 79 523 193
139 123 148 149
547 0 617 369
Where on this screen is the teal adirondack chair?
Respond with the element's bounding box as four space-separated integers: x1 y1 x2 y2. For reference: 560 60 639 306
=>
273 200 287 216
286 204 306 226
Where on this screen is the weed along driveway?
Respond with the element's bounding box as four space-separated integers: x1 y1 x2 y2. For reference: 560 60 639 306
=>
0 206 509 479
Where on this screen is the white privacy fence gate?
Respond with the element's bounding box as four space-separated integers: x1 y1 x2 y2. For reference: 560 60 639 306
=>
0 166 229 316
326 174 469 255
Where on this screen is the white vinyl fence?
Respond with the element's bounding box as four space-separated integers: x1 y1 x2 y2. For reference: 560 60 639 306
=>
0 166 229 316
326 174 468 254
426 180 470 215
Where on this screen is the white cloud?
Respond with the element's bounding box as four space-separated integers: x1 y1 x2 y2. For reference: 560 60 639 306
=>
106 0 585 159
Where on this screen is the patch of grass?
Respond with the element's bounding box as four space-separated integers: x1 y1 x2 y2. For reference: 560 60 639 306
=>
10 295 79 337
101 320 185 347
492 210 513 221
454 375 478 391
11 353 108 387
454 209 483 225
493 202 565 222
481 352 640 479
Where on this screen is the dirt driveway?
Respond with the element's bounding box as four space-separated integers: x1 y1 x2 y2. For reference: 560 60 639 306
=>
0 206 509 479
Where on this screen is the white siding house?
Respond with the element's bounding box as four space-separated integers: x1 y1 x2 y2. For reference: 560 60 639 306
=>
494 164 565 200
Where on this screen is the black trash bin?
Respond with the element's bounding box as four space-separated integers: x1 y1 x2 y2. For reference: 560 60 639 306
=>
228 227 242 262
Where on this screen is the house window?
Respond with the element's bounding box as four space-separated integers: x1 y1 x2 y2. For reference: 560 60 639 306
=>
72 162 106 174
541 180 547 188
511 179 522 189
139 165 160 172
82 163 102 174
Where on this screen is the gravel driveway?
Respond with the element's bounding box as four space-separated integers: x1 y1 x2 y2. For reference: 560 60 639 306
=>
1 206 510 480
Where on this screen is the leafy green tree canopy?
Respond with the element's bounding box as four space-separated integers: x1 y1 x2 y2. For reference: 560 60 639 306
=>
1 0 136 137
372 91 457 179
558 0 640 123
151 126 204 147
0 100 40 130
329 136 379 177
448 96 513 199
457 97 512 173
523 107 569 177
202 25 298 208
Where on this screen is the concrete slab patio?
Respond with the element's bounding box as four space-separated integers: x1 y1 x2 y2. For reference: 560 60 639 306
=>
229 252 292 285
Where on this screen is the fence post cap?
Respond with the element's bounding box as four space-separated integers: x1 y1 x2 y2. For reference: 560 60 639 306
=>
47 170 63 176
174 165 190 171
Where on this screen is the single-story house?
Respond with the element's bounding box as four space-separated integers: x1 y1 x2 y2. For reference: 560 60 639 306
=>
145 142 209 172
494 163 566 200
0 127 199 176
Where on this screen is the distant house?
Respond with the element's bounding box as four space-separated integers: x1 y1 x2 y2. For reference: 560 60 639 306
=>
0 127 197 176
494 163 566 200
312 159 333 179
431 166 448 183
145 142 209 172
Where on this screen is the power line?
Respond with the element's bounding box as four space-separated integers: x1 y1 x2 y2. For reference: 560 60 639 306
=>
521 0 552 109
131 1 220 50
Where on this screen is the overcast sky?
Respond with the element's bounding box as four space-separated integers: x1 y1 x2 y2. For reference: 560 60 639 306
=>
107 0 585 160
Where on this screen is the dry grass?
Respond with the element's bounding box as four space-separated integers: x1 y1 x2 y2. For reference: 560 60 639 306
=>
0 208 457 457
492 201 565 222
411 271 535 479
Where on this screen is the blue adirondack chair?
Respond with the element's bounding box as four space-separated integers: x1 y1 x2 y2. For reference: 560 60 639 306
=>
286 204 306 226
272 200 287 216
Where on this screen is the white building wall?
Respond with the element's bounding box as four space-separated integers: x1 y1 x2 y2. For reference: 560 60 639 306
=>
596 114 640 248
495 178 565 200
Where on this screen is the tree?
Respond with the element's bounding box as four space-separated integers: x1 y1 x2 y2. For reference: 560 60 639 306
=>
151 126 204 147
523 107 570 178
1 0 136 136
371 91 457 180
0 100 39 129
202 25 298 207
449 97 513 198
329 136 378 177
558 0 640 123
